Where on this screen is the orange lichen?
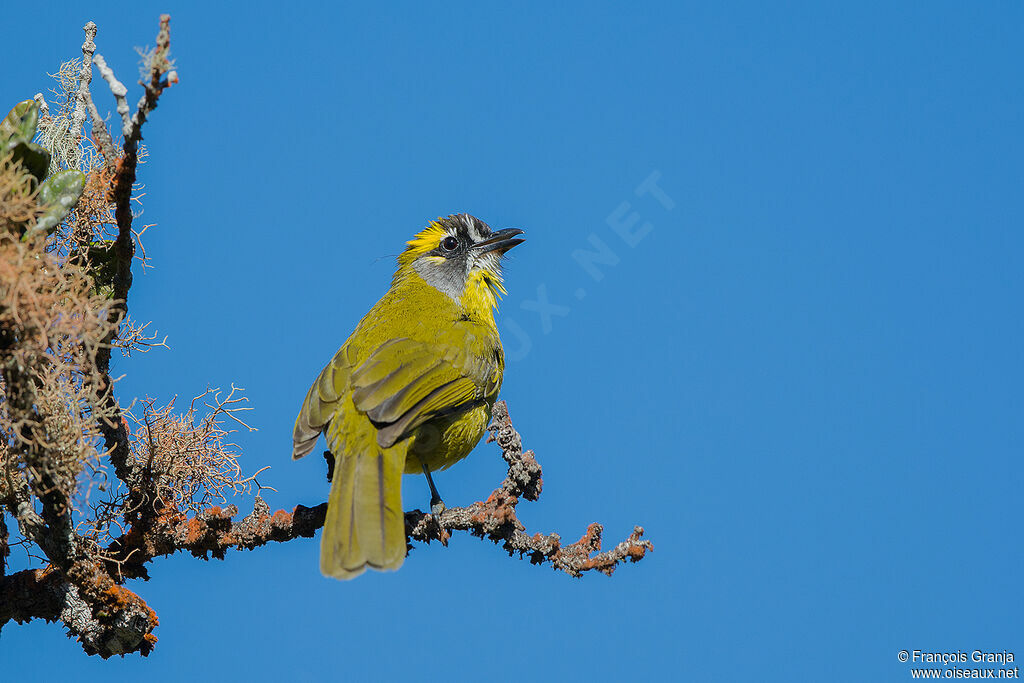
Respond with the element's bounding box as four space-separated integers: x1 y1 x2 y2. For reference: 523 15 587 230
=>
271 509 292 528
99 584 157 625
182 517 205 545
102 585 135 609
471 490 519 527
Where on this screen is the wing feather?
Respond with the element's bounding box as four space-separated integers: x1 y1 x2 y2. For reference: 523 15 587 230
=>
349 338 497 448
292 344 355 459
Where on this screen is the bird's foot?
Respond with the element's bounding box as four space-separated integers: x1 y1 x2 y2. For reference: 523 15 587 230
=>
430 496 446 517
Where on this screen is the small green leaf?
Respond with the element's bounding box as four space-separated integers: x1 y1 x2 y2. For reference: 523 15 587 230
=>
0 100 39 145
7 140 51 183
38 169 86 210
31 169 86 236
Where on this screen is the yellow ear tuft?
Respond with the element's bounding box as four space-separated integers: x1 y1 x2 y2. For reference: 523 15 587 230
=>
398 219 447 265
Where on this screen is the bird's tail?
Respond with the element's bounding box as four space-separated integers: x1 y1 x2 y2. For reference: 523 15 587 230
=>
320 439 407 579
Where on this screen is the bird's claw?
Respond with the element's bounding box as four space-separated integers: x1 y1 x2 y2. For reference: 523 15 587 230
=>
430 498 446 517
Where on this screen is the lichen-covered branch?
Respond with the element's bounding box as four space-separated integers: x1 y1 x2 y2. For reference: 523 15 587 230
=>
97 401 652 581
406 400 653 577
69 22 97 142
89 14 176 488
104 498 327 578
0 561 158 657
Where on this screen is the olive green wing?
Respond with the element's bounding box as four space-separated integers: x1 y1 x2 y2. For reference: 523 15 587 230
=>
349 337 501 449
292 344 357 459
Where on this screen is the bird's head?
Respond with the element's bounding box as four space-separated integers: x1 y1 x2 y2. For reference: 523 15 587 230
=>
396 214 525 311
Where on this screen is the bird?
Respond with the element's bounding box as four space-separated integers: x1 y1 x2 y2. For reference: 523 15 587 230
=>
292 213 525 579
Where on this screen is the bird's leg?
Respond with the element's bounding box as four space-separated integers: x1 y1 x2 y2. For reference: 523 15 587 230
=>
420 459 446 516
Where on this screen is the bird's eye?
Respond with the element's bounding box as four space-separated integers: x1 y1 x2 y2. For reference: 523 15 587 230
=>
441 236 459 252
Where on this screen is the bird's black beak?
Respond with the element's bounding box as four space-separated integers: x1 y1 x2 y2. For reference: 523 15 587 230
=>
474 228 525 254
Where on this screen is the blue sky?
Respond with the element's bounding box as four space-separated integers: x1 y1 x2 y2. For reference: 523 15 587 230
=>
3 2 1023 681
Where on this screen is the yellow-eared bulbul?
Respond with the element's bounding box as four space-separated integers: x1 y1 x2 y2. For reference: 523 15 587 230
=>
292 214 524 579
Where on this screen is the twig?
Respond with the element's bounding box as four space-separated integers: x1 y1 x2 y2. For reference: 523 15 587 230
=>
69 22 97 142
124 14 173 155
91 54 129 139
33 93 50 119
86 99 116 163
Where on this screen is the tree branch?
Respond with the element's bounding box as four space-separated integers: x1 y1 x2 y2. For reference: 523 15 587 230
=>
103 401 653 580
0 565 158 657
68 22 97 144
0 568 64 625
406 400 653 577
90 15 175 489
